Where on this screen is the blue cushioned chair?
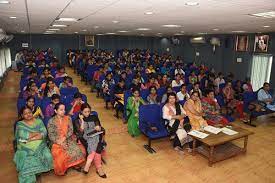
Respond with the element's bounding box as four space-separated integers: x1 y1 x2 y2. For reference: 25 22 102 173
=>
60 87 79 96
139 104 169 153
242 91 275 127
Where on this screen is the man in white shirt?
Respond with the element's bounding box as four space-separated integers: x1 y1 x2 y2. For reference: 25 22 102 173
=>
257 82 275 111
172 73 184 88
177 84 190 101
214 72 225 90
174 64 185 76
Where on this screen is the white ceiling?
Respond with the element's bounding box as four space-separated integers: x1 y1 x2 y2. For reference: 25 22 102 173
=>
0 0 275 36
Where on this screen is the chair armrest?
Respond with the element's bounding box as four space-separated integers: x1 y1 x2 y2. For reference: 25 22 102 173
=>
257 100 267 107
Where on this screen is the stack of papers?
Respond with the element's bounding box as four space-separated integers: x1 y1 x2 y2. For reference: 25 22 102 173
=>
203 126 222 134
188 130 209 139
221 127 238 135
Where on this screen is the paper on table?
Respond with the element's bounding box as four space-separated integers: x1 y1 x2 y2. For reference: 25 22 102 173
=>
203 125 222 134
188 130 209 139
221 127 238 135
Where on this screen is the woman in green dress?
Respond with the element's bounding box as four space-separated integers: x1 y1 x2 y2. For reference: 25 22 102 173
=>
14 106 53 183
126 88 146 137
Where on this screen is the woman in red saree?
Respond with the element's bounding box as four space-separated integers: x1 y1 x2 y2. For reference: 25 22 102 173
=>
47 103 86 175
201 89 229 126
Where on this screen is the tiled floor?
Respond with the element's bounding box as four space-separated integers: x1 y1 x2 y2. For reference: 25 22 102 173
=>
1 68 275 183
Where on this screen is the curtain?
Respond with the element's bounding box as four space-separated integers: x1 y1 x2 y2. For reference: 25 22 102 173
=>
250 55 273 91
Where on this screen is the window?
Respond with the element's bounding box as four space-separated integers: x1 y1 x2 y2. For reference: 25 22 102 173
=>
250 55 273 91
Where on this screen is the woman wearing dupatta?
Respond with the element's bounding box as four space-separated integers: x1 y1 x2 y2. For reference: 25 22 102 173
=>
184 91 208 130
126 88 146 137
14 106 52 183
47 103 86 176
162 92 192 152
201 90 229 126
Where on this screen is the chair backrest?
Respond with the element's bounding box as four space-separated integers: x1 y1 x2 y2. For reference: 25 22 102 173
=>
140 89 150 100
41 97 51 113
17 98 26 113
216 94 225 107
139 104 167 134
86 65 98 81
60 87 79 96
172 86 181 93
186 84 193 92
157 87 166 98
179 100 186 106
54 77 64 86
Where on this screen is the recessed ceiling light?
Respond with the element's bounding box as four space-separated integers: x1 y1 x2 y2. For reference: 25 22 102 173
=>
213 28 219 31
232 30 246 33
180 30 185 33
198 32 207 35
140 34 145 36
74 32 78 34
48 28 60 31
118 30 130 33
136 28 151 31
43 32 53 34
45 30 55 33
9 16 16 19
106 32 116 35
174 33 184 36
56 18 78 22
250 11 275 18
263 25 270 28
82 29 87 31
157 33 162 34
94 26 99 29
96 33 104 35
0 1 10 4
52 24 67 27
193 37 204 40
162 24 182 28
21 30 25 33
145 11 153 15
185 2 199 6
112 20 119 24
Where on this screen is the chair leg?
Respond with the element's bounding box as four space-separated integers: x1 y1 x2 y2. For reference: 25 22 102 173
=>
143 138 156 153
243 114 256 127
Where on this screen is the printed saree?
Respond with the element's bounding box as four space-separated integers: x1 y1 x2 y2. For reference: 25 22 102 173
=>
13 119 52 183
47 115 86 175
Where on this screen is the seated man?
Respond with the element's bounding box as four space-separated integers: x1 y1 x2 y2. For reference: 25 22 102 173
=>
257 82 275 111
177 84 190 101
114 79 126 118
172 73 184 88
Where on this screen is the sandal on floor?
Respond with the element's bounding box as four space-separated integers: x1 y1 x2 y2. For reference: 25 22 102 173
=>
96 171 107 178
82 169 89 175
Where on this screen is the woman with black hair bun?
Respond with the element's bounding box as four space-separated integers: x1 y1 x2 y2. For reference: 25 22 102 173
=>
47 103 86 176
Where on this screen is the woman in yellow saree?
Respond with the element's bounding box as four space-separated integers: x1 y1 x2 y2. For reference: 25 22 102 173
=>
184 91 208 130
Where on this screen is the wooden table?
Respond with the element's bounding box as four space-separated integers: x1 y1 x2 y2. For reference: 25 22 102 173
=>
190 125 254 167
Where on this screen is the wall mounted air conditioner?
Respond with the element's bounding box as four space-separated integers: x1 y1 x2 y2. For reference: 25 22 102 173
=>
190 36 206 44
